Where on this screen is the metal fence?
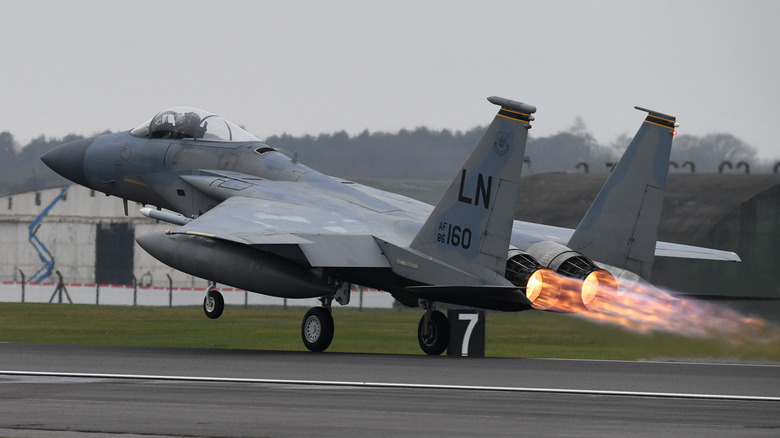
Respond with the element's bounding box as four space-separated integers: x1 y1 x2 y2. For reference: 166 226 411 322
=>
1 274 395 310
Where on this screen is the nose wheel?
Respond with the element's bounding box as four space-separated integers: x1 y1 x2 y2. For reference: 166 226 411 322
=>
203 285 224 319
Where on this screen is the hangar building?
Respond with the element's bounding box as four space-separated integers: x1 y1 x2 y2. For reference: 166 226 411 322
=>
0 185 196 288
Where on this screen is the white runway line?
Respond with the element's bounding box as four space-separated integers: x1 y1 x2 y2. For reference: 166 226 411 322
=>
2 370 779 402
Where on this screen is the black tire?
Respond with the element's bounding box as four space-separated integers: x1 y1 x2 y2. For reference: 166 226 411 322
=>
301 307 334 352
203 289 224 319
418 310 449 355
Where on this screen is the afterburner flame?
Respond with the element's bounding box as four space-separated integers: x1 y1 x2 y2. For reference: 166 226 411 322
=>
581 270 617 310
525 268 562 310
526 274 591 314
540 276 778 344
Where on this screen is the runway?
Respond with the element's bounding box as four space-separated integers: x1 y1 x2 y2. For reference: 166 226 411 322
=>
1 343 779 437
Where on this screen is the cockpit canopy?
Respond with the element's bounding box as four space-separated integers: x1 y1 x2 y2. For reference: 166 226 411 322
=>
130 107 260 142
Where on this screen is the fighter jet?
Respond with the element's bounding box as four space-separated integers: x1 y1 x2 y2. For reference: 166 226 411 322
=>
41 97 738 354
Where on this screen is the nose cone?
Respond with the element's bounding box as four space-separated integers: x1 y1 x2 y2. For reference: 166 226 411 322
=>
41 137 94 187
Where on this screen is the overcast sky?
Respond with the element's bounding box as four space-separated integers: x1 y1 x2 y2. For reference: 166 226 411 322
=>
2 0 778 159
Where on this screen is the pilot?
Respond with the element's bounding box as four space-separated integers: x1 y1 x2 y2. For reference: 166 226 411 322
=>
174 112 202 139
150 113 175 139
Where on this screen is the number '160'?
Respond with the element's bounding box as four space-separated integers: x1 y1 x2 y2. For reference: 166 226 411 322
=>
437 224 472 249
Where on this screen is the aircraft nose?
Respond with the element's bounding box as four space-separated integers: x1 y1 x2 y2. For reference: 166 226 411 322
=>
41 137 94 187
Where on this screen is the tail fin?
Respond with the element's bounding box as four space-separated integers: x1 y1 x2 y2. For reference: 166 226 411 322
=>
409 96 535 281
567 107 677 279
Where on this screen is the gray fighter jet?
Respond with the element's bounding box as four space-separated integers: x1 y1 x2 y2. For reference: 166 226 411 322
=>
42 97 738 354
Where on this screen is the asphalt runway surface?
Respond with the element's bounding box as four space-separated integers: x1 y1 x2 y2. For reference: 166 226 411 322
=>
1 343 779 437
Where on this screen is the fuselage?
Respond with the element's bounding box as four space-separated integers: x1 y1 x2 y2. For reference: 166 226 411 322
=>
40 106 652 311
47 128 578 253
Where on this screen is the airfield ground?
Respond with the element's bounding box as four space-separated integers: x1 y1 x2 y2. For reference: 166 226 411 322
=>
1 303 778 361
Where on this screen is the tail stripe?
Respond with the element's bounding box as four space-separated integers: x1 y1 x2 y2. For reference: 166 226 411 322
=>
497 108 533 123
644 114 676 129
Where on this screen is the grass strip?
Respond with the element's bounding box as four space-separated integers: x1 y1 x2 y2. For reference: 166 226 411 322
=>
1 303 778 362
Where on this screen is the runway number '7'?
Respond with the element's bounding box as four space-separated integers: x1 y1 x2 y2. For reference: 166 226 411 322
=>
458 313 479 356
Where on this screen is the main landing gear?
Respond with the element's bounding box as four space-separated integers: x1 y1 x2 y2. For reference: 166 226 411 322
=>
417 301 449 356
299 294 451 355
301 279 350 352
301 306 334 352
203 282 224 319
200 281 450 356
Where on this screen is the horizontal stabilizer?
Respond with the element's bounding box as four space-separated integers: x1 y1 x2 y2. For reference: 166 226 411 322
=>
511 222 742 262
654 241 741 262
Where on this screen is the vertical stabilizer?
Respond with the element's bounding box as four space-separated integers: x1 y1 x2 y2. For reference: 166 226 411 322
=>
567 107 677 279
409 96 535 282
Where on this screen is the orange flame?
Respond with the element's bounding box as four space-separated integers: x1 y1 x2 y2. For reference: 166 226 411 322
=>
525 272 779 344
525 268 562 310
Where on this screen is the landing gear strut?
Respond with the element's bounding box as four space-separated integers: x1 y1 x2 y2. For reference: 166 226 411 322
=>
300 277 350 352
203 282 224 319
418 302 449 355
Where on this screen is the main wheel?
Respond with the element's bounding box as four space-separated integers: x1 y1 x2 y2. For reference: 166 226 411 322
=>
301 307 334 352
203 289 224 319
418 310 449 355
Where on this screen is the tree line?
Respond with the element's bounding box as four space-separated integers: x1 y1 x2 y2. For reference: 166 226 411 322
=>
0 123 770 196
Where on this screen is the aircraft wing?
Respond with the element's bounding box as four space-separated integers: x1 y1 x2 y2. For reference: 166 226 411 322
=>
175 194 740 272
170 195 393 268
